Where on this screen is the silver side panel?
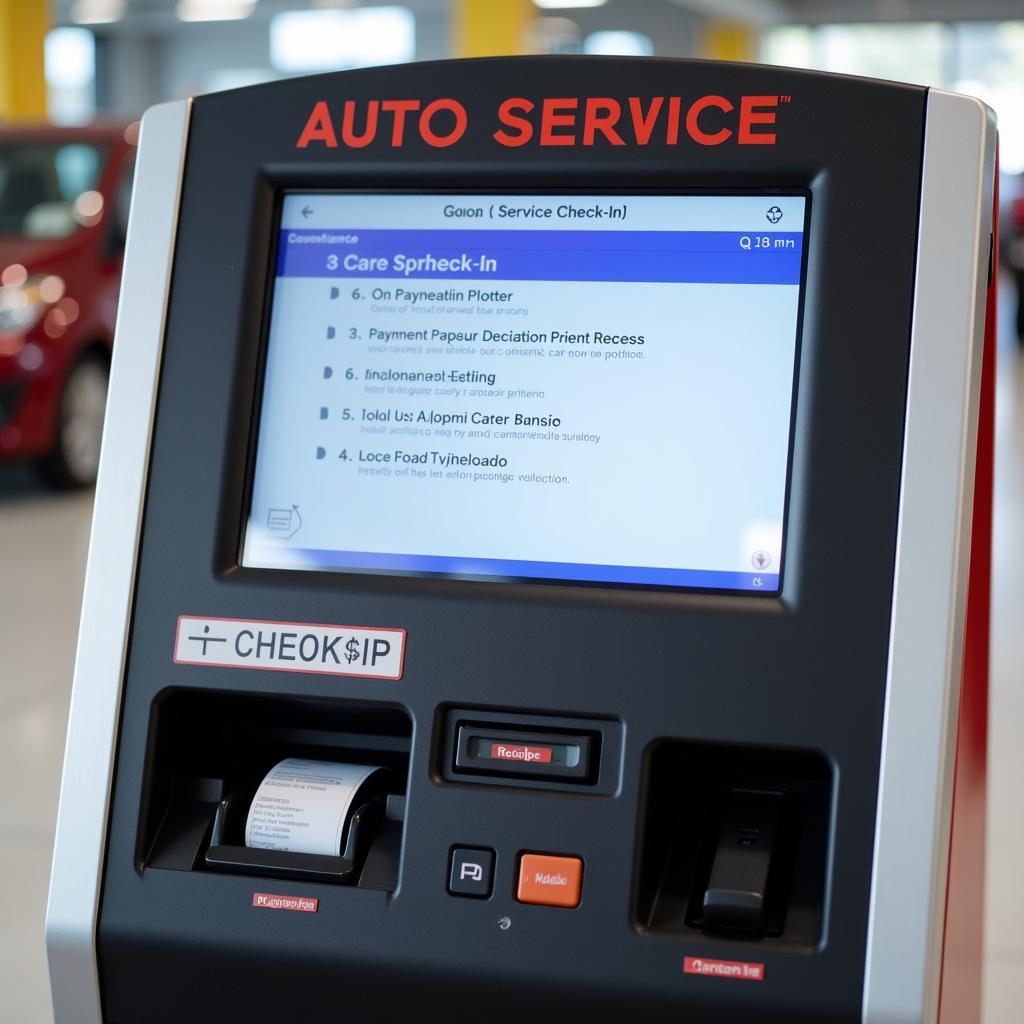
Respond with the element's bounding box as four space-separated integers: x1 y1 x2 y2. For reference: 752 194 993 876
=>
863 90 995 1024
45 98 191 1024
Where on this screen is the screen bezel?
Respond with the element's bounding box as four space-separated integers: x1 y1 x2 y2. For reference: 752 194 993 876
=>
238 187 812 597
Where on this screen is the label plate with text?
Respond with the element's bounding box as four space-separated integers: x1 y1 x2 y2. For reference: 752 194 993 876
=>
174 615 405 680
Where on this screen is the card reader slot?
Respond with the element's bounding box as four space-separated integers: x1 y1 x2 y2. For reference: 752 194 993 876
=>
634 740 831 950
700 788 785 936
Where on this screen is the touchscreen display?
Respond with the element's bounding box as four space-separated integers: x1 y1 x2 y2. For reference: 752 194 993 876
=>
243 193 806 592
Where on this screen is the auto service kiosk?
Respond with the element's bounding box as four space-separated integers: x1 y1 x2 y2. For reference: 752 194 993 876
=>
46 58 996 1024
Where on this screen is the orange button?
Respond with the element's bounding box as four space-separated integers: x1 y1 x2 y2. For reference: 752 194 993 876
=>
516 853 583 908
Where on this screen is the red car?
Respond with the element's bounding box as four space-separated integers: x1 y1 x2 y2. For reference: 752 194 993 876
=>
0 123 136 487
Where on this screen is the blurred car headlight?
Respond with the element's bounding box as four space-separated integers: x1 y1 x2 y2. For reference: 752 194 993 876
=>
0 277 49 335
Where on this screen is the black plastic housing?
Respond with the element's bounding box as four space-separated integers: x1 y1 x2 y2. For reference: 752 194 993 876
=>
97 57 926 1024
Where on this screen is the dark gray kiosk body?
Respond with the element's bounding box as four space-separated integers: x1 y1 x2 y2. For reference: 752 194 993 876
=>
45 57 996 1024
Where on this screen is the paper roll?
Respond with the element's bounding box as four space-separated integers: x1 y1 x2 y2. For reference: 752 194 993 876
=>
245 758 383 857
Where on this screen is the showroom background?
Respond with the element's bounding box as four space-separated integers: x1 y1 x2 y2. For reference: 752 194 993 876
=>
1 1 1023 1021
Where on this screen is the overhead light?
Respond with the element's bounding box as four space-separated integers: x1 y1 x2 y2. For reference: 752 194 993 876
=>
176 0 257 22
270 8 415 73
45 27 96 90
70 0 124 23
584 30 653 57
533 0 608 9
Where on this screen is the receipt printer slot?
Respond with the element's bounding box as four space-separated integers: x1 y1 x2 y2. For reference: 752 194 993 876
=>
140 691 410 892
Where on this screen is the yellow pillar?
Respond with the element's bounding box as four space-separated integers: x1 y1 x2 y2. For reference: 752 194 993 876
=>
700 22 757 64
0 0 48 122
452 0 534 59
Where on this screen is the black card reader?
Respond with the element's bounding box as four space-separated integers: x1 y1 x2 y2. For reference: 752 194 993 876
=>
702 789 785 936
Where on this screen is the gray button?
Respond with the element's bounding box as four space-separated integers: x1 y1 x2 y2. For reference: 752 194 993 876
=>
449 847 495 898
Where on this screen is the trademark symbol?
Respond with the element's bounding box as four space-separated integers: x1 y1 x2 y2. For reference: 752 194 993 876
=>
780 95 792 103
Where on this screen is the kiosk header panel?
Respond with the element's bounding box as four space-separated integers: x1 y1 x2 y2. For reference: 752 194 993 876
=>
245 192 807 591
45 57 995 1024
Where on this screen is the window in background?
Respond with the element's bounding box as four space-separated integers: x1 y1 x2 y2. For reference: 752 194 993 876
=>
584 30 654 57
760 25 814 71
45 27 97 125
199 68 280 94
953 22 1024 175
0 143 104 239
269 7 415 74
54 144 103 199
762 21 946 85
762 21 1024 174
816 22 947 86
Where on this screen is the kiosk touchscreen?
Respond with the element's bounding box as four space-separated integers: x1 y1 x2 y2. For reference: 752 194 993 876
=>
46 58 996 1024
245 191 805 591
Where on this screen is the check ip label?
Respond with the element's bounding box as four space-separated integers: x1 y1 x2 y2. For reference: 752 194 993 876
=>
173 615 405 680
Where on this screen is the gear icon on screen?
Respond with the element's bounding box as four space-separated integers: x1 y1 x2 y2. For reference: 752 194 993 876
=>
766 205 784 224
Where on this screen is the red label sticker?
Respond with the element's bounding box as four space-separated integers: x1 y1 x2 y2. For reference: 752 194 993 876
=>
490 743 553 764
252 892 319 913
684 956 765 982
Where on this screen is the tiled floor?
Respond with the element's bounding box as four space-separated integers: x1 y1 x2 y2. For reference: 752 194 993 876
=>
983 327 1024 1023
1 334 1023 1022
0 468 92 1023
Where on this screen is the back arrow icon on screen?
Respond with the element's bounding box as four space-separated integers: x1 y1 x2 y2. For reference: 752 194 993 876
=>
302 205 313 218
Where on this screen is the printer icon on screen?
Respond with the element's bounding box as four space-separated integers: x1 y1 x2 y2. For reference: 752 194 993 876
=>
266 505 302 539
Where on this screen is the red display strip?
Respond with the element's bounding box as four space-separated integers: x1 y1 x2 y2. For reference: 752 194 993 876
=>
252 892 319 913
490 743 553 764
684 956 765 982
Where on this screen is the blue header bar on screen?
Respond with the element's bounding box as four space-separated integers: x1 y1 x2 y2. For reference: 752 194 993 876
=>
277 228 804 285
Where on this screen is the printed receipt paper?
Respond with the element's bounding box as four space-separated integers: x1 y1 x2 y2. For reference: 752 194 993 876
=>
245 758 381 856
